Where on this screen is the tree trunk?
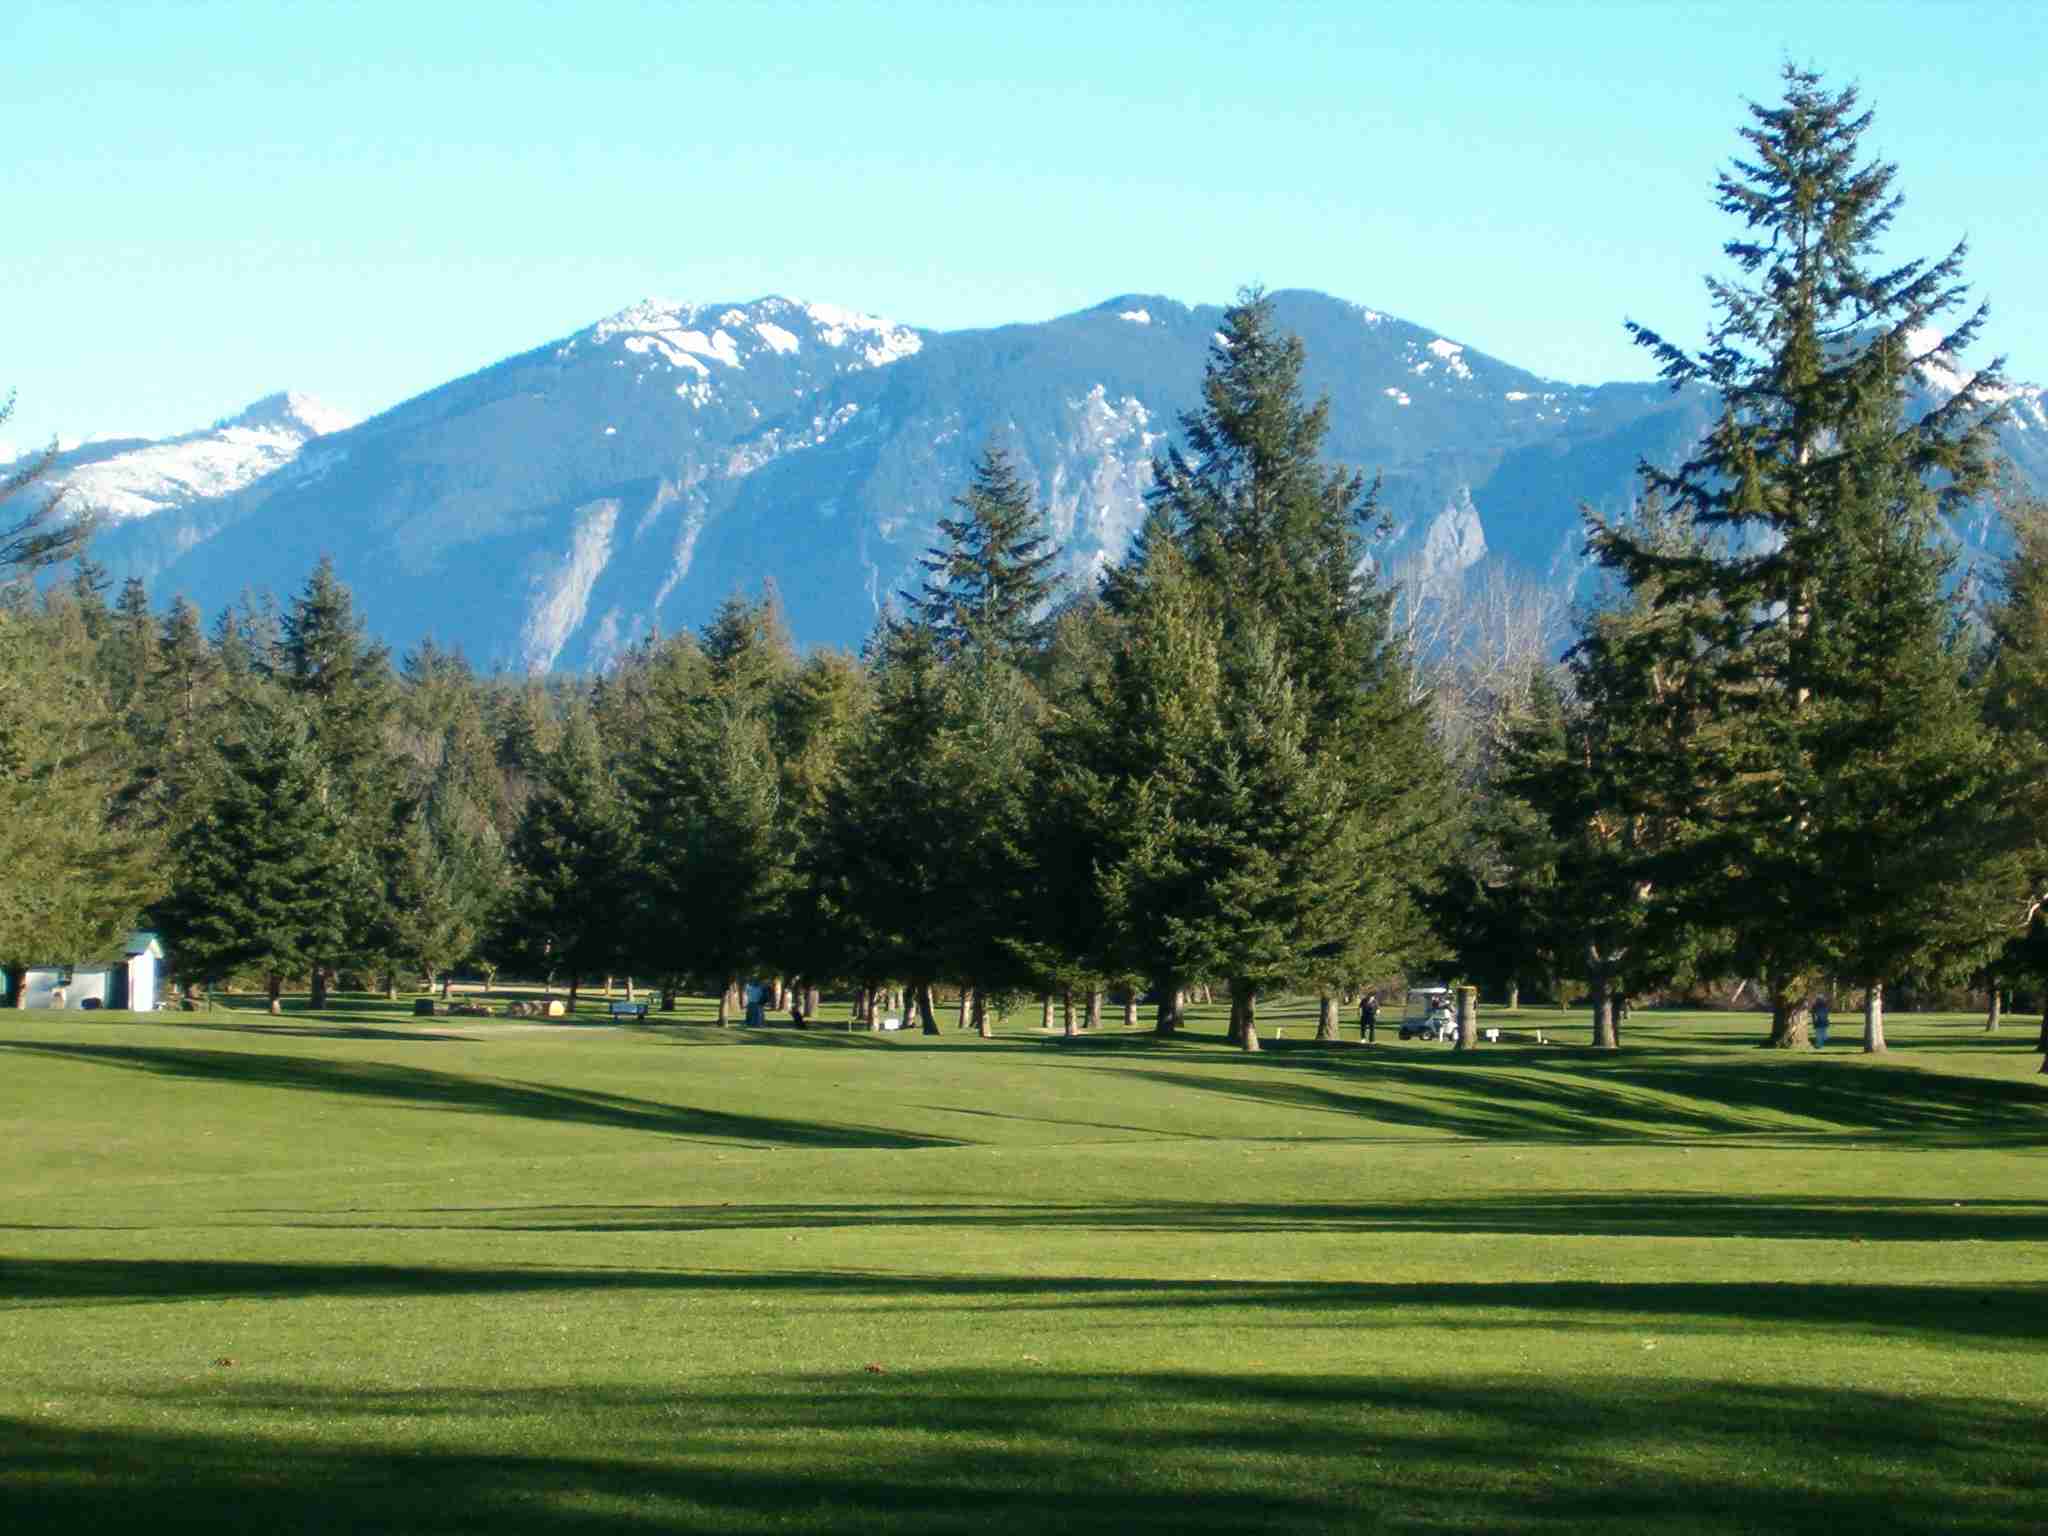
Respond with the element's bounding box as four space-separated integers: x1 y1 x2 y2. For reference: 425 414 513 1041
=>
1986 986 2002 1033
974 990 993 1039
1766 985 1813 1049
1153 981 1181 1036
384 972 398 1002
1086 990 1102 1031
661 985 678 1012
1062 987 1077 1038
1123 992 1138 1029
805 985 820 1018
625 976 636 1003
441 973 453 999
1456 985 1479 1050
1590 977 1618 1050
916 980 940 1035
957 988 972 1030
310 967 329 1011
603 975 613 999
1041 993 1054 1031
1506 981 1520 1011
1863 982 1888 1054
1317 993 1339 1042
1233 980 1260 1053
267 972 284 1016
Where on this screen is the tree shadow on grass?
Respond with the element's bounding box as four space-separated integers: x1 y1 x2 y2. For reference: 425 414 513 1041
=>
169 1021 482 1043
4 1256 2044 1347
0 1043 962 1150
3 1367 2042 1534
223 1189 2048 1244
1092 1049 2048 1148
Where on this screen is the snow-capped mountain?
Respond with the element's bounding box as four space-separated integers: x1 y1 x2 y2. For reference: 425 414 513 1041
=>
36 392 354 526
75 292 2036 671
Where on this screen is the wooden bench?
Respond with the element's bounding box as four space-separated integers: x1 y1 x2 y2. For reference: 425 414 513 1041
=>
608 1000 650 1021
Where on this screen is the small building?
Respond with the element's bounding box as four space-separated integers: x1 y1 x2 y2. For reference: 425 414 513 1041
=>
18 932 165 1012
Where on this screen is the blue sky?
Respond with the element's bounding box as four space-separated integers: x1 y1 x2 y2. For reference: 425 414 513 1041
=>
5 0 2043 451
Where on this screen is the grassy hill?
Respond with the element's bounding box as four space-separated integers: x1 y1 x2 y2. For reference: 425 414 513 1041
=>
3 997 2044 1533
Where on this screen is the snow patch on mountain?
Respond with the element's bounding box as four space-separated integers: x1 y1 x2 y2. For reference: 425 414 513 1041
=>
804 302 923 367
755 320 801 355
1426 338 1474 380
50 392 352 523
1118 309 1152 325
1903 324 2048 419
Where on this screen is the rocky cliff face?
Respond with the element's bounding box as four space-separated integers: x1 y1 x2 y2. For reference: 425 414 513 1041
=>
72 291 2038 669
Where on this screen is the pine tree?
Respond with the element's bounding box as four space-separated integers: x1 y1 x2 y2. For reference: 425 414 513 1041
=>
0 390 92 589
155 695 358 1012
1590 66 2008 1047
0 602 155 997
907 444 1060 659
1980 497 2048 1068
496 706 635 999
269 558 397 1004
624 598 795 1014
1093 289 1441 1047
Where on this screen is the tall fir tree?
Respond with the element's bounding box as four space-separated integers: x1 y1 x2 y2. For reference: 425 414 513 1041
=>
907 443 1061 660
1096 288 1441 1047
1590 66 2008 1047
496 705 636 1001
154 695 361 1012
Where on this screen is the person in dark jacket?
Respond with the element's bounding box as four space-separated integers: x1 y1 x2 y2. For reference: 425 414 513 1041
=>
1360 991 1379 1044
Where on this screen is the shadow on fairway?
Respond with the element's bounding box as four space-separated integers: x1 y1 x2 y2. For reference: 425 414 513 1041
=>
3 1367 2041 1534
0 1043 961 1150
1091 1051 2048 1148
172 1021 482 1043
222 1189 2048 1245
4 1256 2043 1347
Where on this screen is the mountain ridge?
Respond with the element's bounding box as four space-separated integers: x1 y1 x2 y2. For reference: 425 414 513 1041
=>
62 289 2047 670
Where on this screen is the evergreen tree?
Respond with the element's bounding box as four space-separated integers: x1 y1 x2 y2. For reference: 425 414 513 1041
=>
268 558 398 1004
1093 288 1441 1047
0 390 92 589
1590 66 2008 1047
624 599 794 1015
273 556 395 786
497 706 635 999
154 695 359 1012
101 577 157 716
907 443 1060 659
1426 669 1573 1012
0 601 155 997
1980 496 2048 1067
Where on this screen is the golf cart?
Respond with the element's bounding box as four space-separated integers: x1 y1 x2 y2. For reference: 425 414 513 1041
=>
1398 984 1457 1042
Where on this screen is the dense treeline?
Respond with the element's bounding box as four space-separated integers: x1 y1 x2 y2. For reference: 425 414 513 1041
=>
5 68 2047 1060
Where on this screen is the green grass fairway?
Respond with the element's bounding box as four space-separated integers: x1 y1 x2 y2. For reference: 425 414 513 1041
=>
4 997 2045 1533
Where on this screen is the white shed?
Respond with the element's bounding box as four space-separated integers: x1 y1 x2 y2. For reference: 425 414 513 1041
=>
19 932 164 1012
